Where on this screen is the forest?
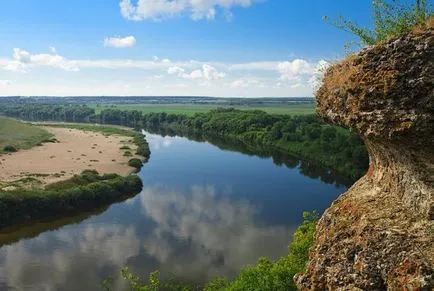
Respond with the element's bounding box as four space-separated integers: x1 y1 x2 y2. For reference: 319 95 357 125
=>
0 104 368 180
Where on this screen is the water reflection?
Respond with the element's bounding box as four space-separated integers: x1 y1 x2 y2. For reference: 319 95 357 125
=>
138 184 293 282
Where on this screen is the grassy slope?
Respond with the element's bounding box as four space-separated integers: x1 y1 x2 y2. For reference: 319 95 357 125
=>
0 117 53 153
89 103 315 116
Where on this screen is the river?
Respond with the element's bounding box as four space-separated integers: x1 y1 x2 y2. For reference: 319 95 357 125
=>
0 131 347 290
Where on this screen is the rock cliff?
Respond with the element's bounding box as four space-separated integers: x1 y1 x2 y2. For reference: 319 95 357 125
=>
296 25 433 290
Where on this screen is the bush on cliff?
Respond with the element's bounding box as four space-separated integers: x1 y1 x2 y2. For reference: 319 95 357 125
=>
324 0 433 46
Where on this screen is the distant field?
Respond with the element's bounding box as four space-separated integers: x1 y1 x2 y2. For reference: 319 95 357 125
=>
89 103 315 116
0 117 53 153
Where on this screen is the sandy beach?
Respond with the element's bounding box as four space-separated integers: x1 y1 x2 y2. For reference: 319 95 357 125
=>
0 127 141 185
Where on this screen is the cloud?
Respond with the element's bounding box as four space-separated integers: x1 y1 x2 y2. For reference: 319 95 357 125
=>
167 66 185 76
1 48 79 72
0 80 11 86
103 36 136 48
49 46 57 54
119 0 258 21
13 48 31 63
231 78 265 89
181 64 225 80
277 59 315 81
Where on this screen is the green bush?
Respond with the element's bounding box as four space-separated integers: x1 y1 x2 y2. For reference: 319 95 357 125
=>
128 158 143 172
324 0 433 46
3 145 17 152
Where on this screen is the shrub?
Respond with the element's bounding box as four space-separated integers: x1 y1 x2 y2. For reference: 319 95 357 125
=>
324 0 433 46
123 151 133 157
120 145 131 150
3 145 17 152
128 158 143 172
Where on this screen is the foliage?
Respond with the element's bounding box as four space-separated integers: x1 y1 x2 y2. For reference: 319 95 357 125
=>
128 158 143 172
89 103 316 117
324 0 433 46
108 212 319 291
2 145 17 152
0 171 143 228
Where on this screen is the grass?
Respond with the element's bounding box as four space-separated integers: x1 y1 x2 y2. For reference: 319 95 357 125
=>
0 117 53 154
89 103 315 116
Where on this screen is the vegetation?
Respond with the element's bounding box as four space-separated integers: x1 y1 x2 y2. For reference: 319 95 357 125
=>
324 0 433 46
89 103 315 116
3 145 17 152
0 117 53 153
128 158 143 172
0 104 367 180
0 170 143 228
103 212 319 291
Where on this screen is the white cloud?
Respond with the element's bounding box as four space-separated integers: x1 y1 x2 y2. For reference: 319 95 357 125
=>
167 66 185 76
168 64 225 81
0 79 11 86
119 0 257 21
49 46 57 54
183 69 203 79
13 48 31 63
2 48 79 72
231 78 265 88
202 64 225 80
277 59 315 81
103 36 136 48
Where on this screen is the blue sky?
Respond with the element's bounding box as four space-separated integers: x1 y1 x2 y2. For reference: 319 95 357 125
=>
0 0 375 97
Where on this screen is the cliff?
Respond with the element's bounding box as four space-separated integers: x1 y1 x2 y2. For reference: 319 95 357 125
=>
296 25 433 290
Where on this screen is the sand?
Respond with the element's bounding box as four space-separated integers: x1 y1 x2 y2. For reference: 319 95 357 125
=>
0 127 141 185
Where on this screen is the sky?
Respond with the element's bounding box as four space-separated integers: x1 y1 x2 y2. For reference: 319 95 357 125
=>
0 0 376 97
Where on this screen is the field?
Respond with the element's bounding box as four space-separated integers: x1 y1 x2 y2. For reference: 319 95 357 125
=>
89 103 315 116
0 117 53 153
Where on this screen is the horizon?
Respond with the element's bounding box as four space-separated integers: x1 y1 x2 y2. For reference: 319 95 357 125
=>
1 0 377 97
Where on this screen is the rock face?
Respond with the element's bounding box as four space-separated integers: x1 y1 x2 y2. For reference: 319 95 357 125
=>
296 26 433 290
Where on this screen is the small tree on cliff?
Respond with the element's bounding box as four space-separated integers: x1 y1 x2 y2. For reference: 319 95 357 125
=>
324 0 433 46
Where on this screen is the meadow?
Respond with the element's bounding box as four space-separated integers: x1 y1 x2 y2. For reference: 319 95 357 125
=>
0 117 53 153
89 103 316 116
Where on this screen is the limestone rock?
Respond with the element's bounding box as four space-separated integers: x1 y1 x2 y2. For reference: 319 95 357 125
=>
296 25 434 290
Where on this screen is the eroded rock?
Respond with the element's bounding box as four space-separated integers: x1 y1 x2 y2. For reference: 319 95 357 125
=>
296 25 434 290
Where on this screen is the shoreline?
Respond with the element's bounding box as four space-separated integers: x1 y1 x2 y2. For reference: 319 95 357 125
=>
0 122 150 229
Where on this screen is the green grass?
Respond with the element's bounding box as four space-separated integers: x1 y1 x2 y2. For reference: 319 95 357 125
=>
0 117 53 153
89 103 315 116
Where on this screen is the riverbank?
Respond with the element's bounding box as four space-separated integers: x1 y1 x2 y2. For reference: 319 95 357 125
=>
0 122 150 228
0 126 143 185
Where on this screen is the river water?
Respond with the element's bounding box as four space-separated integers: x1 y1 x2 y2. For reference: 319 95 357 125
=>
0 131 347 290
